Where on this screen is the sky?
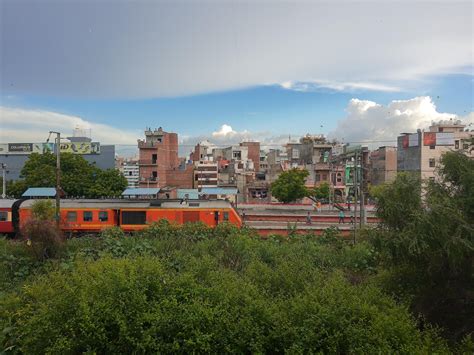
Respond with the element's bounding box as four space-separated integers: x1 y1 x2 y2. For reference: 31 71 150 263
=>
1 0 473 157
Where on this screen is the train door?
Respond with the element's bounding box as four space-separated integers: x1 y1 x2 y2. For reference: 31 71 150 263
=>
214 211 219 226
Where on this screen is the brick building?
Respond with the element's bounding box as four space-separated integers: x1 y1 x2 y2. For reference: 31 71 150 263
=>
138 127 193 188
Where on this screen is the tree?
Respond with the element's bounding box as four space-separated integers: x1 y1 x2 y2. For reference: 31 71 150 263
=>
308 182 330 201
9 152 127 198
271 169 309 203
370 152 474 341
87 169 128 198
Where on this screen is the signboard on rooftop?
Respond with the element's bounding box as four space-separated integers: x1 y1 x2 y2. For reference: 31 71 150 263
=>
1 142 100 154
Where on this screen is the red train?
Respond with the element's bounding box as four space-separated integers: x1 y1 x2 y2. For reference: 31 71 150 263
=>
0 199 242 237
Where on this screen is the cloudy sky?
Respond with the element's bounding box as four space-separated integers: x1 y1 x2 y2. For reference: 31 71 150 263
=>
1 0 473 156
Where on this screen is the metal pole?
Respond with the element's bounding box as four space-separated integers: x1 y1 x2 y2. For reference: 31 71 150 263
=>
353 151 358 244
55 133 61 229
359 152 364 229
1 163 6 198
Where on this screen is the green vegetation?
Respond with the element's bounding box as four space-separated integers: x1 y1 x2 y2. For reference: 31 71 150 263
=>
0 224 450 353
7 152 127 198
271 168 329 203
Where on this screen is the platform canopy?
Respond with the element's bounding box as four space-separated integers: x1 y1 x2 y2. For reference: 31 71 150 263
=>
122 188 160 196
177 189 200 199
200 187 238 195
22 187 57 197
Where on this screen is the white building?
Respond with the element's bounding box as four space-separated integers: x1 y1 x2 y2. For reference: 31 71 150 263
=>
122 161 140 188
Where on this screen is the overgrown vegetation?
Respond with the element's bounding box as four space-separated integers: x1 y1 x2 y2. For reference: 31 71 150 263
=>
0 224 450 353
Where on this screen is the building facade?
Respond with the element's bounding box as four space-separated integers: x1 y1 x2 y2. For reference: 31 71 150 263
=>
397 120 473 181
369 146 397 186
0 133 115 181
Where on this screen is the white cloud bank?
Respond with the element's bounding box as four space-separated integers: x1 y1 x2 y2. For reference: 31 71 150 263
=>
0 106 138 145
329 96 474 146
1 1 472 98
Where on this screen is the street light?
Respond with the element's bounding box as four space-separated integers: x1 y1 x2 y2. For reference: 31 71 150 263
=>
46 131 61 228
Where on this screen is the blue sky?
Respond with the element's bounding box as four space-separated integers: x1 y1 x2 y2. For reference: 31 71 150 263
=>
1 1 473 151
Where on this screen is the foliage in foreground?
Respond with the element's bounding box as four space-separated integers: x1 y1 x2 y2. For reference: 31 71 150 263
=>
0 223 449 354
370 152 474 342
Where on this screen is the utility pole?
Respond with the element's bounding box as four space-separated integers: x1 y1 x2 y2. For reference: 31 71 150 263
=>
359 152 365 229
1 163 6 198
47 131 61 229
353 151 358 244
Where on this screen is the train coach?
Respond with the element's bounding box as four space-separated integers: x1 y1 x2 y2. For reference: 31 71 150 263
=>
14 198 242 235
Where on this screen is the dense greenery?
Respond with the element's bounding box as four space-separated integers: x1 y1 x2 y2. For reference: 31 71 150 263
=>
0 223 451 353
271 168 330 203
370 152 473 342
7 152 127 198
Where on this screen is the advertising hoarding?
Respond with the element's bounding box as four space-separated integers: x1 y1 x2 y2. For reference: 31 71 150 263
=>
8 143 33 153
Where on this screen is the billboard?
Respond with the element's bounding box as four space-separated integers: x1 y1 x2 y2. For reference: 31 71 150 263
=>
423 132 454 146
402 133 419 148
436 133 454 146
423 132 436 146
1 142 101 154
59 142 100 154
8 143 33 153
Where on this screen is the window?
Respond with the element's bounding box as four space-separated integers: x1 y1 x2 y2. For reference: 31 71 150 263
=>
67 211 77 222
463 143 469 150
0 211 7 222
83 211 93 222
152 171 157 178
315 174 321 182
429 158 435 168
430 145 435 150
129 171 133 176
292 149 299 159
455 140 459 149
99 211 108 222
122 211 146 224
152 154 157 164
223 211 229 221
322 174 327 181
336 173 342 183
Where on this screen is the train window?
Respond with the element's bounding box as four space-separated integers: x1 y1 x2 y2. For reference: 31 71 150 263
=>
0 211 7 222
223 211 229 221
83 211 93 222
122 211 146 225
66 211 77 222
99 211 108 222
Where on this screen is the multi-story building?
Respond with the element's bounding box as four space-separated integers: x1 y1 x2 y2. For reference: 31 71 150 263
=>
240 141 260 172
193 161 218 189
397 120 473 181
369 146 397 186
137 127 193 188
0 129 115 181
121 160 139 188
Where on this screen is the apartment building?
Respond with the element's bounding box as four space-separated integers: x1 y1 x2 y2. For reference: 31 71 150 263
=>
369 146 397 186
397 120 473 181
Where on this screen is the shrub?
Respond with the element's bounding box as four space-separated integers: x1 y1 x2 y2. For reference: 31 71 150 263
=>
0 257 450 354
20 219 64 261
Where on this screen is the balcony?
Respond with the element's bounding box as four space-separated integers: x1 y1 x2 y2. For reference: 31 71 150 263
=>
138 160 158 165
138 140 160 149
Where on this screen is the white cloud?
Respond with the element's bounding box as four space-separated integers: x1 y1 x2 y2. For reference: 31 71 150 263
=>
1 2 472 98
279 80 402 93
0 106 139 145
329 96 474 146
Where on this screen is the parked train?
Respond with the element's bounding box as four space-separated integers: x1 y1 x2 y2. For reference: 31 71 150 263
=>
0 198 242 237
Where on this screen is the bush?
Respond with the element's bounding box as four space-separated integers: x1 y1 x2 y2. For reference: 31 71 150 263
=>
20 219 64 261
1 256 450 354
